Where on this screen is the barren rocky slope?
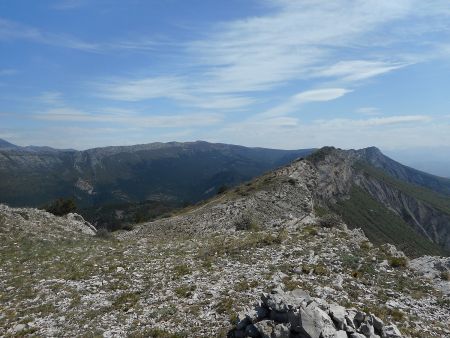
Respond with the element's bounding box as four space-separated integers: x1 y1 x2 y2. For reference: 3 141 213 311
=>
2 150 449 337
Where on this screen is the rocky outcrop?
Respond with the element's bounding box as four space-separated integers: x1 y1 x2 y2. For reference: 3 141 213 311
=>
230 288 403 338
410 256 450 295
0 204 96 239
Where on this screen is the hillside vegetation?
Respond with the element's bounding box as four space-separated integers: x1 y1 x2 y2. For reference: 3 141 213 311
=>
331 187 445 257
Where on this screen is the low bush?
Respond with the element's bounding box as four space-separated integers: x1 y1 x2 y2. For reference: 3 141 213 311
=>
440 271 450 281
217 185 228 194
388 256 408 268
95 227 112 239
45 198 77 216
173 264 191 277
234 213 260 231
174 285 196 298
318 214 341 228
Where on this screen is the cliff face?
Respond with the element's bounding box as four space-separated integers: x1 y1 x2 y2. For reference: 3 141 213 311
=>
310 147 450 254
357 174 450 250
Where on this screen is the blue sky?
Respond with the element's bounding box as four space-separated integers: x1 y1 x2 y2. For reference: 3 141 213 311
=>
1 0 450 153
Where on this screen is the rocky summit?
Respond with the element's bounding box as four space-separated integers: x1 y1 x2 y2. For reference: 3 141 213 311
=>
0 149 449 337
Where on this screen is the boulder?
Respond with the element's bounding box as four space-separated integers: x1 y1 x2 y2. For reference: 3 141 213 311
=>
370 314 384 334
253 320 290 338
237 306 269 329
261 288 310 313
270 310 289 323
359 322 375 337
290 302 337 338
329 303 346 330
382 324 402 338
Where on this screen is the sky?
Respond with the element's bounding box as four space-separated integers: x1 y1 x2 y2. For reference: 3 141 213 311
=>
1 0 450 156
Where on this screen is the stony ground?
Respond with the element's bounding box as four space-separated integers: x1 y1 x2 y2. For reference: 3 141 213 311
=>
1 205 449 337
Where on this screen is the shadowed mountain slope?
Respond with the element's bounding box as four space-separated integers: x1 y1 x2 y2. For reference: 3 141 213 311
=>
0 139 313 210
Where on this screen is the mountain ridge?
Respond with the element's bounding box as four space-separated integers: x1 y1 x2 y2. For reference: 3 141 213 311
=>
121 145 450 256
0 139 314 226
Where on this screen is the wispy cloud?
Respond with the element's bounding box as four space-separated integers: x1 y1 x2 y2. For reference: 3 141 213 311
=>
34 108 222 127
37 91 65 105
0 18 172 53
96 76 187 101
33 92 223 128
0 18 99 51
316 60 409 82
92 0 450 109
51 0 89 10
316 115 432 128
294 88 352 103
95 75 255 110
184 1 421 94
263 88 351 116
0 68 17 76
356 107 382 116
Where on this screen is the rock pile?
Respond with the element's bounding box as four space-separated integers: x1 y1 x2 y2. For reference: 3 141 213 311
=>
230 287 402 338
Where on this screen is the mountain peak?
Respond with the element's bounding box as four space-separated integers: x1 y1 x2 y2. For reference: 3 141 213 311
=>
0 138 19 149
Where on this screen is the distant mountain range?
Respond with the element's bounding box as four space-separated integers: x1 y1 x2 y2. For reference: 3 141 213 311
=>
0 138 313 227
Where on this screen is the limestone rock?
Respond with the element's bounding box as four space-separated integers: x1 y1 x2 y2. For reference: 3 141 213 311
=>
382 325 402 338
329 303 346 330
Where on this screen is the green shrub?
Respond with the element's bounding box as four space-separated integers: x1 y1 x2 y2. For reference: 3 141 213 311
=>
318 214 341 228
113 291 140 311
215 297 234 315
121 223 134 231
389 256 408 268
45 197 77 216
95 227 112 239
217 185 228 194
234 213 260 231
173 264 191 277
314 205 329 217
174 285 196 298
287 178 296 186
234 280 258 292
